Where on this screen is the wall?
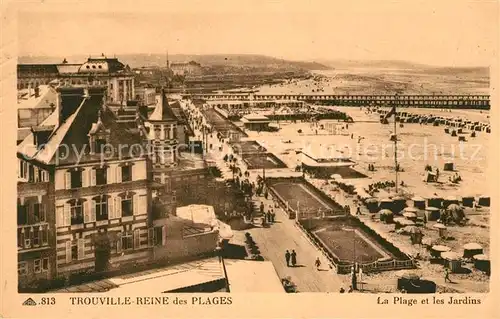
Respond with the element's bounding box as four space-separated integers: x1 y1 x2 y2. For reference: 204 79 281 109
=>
153 230 219 261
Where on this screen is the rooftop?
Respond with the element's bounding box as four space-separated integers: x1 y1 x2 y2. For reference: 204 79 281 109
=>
223 260 285 293
17 85 57 110
148 90 179 122
241 114 271 123
17 88 144 165
52 257 225 293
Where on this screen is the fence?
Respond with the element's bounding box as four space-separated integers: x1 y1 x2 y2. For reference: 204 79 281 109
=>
294 218 415 274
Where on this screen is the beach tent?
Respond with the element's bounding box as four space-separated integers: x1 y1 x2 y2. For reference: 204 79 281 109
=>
443 162 454 171
392 196 407 212
441 252 462 273
425 207 440 221
379 209 394 223
379 198 394 212
473 254 490 275
430 245 451 258
462 196 474 208
364 197 379 213
403 226 423 244
425 171 437 183
463 243 483 259
478 196 490 207
412 196 426 210
426 197 443 209
432 222 447 238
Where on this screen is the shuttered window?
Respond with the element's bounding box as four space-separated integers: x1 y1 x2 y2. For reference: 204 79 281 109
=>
133 229 140 249
77 238 85 260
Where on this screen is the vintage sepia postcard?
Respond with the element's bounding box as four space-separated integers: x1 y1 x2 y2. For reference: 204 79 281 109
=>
1 0 499 318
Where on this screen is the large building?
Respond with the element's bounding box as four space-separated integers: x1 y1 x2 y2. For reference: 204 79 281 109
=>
170 61 203 76
17 56 135 105
16 86 222 291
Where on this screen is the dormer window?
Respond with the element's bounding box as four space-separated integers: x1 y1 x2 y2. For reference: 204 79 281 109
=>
88 110 110 155
95 138 106 153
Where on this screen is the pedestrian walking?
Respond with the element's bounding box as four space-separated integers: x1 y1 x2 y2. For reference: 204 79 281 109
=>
271 209 276 222
291 250 297 267
315 257 321 270
285 250 291 267
444 268 452 283
260 202 264 215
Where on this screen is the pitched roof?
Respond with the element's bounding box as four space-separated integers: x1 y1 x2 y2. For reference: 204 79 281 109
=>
148 89 179 122
17 88 144 165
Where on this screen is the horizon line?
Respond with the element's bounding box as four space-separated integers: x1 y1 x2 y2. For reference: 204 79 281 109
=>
17 53 490 69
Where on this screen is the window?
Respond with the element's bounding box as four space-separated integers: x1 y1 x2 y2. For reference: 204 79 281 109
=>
95 138 106 154
33 228 40 246
70 170 82 188
154 126 161 139
95 167 107 185
28 164 34 182
121 194 133 217
121 165 132 182
19 161 24 178
121 232 133 250
17 203 27 225
33 203 45 222
42 258 49 271
70 200 84 225
18 262 27 276
110 83 113 90
95 196 108 221
17 229 24 249
153 227 163 246
71 242 78 261
34 259 41 273
41 228 48 245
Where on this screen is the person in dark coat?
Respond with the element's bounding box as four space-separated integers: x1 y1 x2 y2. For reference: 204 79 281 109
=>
285 250 291 267
291 250 297 267
260 202 264 215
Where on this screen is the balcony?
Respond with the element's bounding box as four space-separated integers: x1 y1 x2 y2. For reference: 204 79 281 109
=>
17 224 50 252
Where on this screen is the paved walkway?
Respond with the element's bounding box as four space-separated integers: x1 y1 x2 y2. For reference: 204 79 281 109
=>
189 104 345 292
244 195 344 292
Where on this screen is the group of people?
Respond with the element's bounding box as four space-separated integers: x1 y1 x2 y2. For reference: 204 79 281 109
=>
285 250 298 267
260 202 277 226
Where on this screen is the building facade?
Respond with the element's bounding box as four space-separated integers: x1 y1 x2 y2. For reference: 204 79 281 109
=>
170 61 203 76
17 87 151 286
16 86 220 291
18 56 135 105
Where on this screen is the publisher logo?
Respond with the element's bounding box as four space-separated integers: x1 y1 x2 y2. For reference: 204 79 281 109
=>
22 298 37 306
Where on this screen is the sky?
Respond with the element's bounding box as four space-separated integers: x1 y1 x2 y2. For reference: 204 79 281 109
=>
16 0 498 66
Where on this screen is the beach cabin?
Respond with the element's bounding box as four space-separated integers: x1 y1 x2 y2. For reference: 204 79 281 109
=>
241 114 272 131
